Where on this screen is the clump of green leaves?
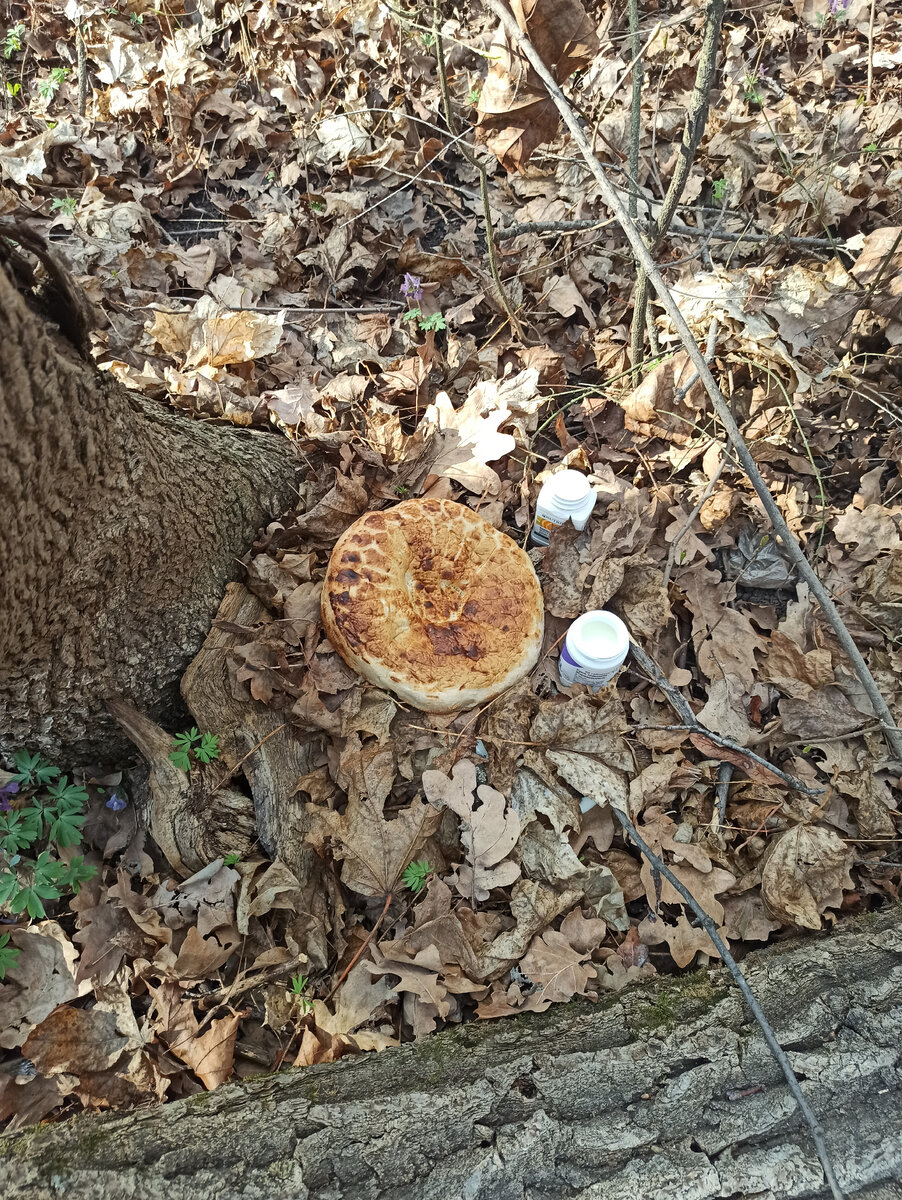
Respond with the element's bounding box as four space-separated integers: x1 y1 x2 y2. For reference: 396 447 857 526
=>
37 66 69 101
402 307 447 333
51 196 78 216
0 751 96 925
169 728 220 772
402 859 432 894
2 23 25 59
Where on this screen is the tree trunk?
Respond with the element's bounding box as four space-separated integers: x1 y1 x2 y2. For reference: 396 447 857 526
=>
0 240 301 762
2 905 901 1200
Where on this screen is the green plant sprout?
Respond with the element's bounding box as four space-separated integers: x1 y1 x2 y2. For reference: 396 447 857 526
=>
402 859 432 893
223 851 241 867
2 24 25 59
402 307 447 333
38 67 69 101
712 178 728 203
169 728 220 772
0 752 96 924
51 196 78 216
290 972 313 1013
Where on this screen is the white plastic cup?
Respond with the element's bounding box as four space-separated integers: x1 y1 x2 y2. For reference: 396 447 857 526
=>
559 610 630 691
530 470 597 546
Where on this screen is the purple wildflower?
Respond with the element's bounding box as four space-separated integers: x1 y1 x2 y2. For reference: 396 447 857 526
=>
828 0 849 12
105 791 127 812
401 273 422 302
0 780 19 812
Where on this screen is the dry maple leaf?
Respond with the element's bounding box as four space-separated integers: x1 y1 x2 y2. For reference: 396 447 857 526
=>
519 928 595 1009
306 793 441 898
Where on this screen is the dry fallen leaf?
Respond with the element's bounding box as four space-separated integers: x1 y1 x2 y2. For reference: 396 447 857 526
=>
761 825 854 930
423 760 522 901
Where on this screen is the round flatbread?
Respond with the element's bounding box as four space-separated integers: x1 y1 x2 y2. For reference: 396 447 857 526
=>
321 498 544 712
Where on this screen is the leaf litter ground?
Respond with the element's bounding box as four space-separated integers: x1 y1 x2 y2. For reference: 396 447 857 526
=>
2 0 902 1127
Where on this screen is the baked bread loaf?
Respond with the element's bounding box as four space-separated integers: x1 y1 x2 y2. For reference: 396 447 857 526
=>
321 498 544 712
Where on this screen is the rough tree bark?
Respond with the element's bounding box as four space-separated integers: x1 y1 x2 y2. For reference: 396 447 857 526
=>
2 906 901 1200
0 234 301 762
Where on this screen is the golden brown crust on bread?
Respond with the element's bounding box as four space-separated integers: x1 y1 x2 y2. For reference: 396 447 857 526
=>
321 499 544 712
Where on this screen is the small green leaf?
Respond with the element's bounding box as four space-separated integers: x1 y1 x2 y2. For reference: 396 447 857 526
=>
223 852 241 867
195 732 220 764
418 312 446 332
402 859 432 893
13 750 60 787
0 933 20 980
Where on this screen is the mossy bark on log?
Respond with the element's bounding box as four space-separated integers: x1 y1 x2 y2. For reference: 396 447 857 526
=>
0 244 301 761
2 906 901 1200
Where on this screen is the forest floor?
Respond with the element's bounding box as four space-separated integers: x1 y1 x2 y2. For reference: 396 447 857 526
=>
2 0 902 1128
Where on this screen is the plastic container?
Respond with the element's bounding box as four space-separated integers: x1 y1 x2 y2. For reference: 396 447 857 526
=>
530 470 597 546
559 610 630 691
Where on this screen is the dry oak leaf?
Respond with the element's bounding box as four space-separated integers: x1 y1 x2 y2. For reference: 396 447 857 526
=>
476 878 584 980
22 1006 128 1079
313 959 398 1053
761 825 854 930
423 760 521 901
833 504 901 563
637 912 724 970
759 629 834 701
419 383 519 495
306 793 441 899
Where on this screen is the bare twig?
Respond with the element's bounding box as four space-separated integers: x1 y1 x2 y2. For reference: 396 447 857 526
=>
484 0 902 762
76 25 87 118
433 0 524 338
637 724 823 796
866 0 877 104
627 0 643 224
610 806 846 1200
495 216 843 250
194 952 307 1012
661 453 725 586
628 641 824 796
672 315 719 402
629 0 727 374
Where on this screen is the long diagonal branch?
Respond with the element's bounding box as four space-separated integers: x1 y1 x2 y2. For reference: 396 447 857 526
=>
629 0 726 375
610 805 845 1200
483 0 902 763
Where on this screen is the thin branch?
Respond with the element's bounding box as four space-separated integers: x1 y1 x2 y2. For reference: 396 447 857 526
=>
76 25 87 118
662 452 725 586
638 724 823 796
484 0 902 763
628 641 823 796
495 216 843 250
610 806 846 1200
630 0 727 373
627 0 643 223
433 0 524 338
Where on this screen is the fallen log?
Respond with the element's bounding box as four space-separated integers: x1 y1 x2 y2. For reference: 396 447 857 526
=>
2 905 901 1200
